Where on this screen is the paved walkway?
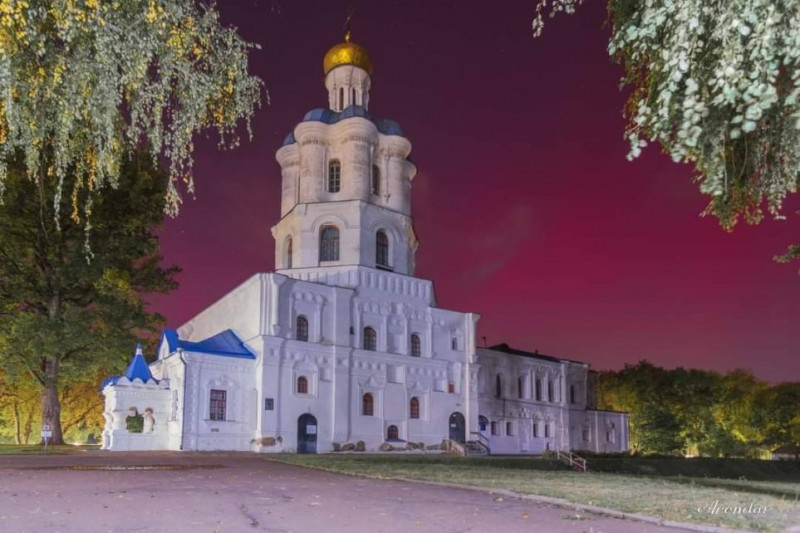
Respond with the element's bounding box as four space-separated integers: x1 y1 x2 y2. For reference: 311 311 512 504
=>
0 451 695 533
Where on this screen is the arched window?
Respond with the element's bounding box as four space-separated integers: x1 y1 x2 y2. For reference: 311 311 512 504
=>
351 88 356 107
319 226 340 262
376 230 389 268
535 379 542 401
518 376 524 399
296 315 309 342
296 376 308 394
362 393 373 416
410 334 421 357
495 374 502 398
478 415 488 431
338 87 344 111
363 327 377 351
286 237 293 269
327 159 341 192
371 164 380 195
409 397 419 419
548 380 554 402
387 424 399 440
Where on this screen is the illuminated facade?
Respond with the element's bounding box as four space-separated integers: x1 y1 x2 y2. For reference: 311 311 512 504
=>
101 35 628 455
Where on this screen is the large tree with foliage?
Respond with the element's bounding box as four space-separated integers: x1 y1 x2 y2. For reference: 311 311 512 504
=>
534 0 799 258
0 155 178 445
0 0 262 222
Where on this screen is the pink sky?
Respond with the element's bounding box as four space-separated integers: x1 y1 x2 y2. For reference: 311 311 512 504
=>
151 0 800 382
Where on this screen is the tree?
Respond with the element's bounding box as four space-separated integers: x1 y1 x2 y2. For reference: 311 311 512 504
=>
0 154 178 445
0 0 263 222
534 0 799 252
755 383 800 459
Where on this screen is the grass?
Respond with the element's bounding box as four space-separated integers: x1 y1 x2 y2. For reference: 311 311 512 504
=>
0 444 99 455
266 454 800 532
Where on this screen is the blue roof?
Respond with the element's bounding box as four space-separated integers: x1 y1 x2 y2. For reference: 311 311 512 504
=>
100 344 157 389
282 105 405 146
162 329 256 359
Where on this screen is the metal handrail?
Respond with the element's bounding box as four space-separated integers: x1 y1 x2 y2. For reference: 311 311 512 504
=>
556 450 588 472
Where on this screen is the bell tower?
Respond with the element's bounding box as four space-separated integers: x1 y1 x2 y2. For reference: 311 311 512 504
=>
272 32 419 277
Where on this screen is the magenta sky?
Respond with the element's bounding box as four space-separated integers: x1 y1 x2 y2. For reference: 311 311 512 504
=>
153 0 800 383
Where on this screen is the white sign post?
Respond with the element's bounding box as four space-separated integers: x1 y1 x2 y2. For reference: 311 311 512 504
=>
41 425 52 454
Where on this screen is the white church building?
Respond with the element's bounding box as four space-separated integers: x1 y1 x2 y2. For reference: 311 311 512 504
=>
101 33 629 455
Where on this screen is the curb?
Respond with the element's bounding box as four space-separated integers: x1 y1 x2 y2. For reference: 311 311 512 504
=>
397 479 756 533
264 458 756 533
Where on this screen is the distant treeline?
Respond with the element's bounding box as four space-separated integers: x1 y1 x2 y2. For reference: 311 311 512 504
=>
598 361 800 458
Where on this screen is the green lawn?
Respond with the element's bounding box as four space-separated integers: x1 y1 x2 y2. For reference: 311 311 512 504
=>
266 454 800 532
0 444 98 455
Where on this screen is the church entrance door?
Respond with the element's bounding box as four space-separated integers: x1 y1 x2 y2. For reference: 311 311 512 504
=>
449 412 465 443
297 414 318 454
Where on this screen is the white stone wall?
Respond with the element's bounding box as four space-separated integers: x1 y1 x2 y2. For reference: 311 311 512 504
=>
101 379 171 451
476 348 629 455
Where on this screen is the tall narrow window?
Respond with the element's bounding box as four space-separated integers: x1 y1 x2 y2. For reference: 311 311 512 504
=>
410 334 421 357
363 327 377 351
535 379 542 401
506 422 515 436
533 421 539 438
296 376 308 394
409 397 420 419
451 338 458 350
490 421 498 435
518 377 524 399
570 384 576 404
387 424 399 440
327 159 341 192
296 315 309 342
351 88 357 107
544 423 551 438
286 237 293 269
548 380 554 402
376 230 389 268
362 393 373 416
495 375 502 398
209 389 226 421
338 87 344 111
371 164 380 195
448 382 455 393
319 226 340 262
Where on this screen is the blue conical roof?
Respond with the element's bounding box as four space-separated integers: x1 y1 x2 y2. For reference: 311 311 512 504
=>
99 344 156 390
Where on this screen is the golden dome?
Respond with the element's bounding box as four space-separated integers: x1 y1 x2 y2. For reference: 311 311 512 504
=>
323 31 373 76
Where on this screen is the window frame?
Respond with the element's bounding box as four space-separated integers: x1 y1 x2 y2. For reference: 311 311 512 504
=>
319 225 340 262
409 397 420 419
209 389 227 421
296 315 309 342
362 392 374 416
363 326 377 351
327 159 341 193
371 164 380 195
376 230 390 269
410 333 421 357
296 375 308 394
387 424 399 440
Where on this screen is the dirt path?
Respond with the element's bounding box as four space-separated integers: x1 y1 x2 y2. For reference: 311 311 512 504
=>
0 451 696 533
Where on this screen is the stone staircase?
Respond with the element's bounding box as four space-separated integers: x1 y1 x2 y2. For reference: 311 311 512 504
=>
463 440 489 455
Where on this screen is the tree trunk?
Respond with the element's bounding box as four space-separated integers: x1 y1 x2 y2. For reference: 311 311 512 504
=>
41 356 64 445
22 406 33 444
12 402 21 445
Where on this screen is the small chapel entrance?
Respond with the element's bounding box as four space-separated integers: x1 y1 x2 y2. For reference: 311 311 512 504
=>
449 412 465 443
297 414 318 454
